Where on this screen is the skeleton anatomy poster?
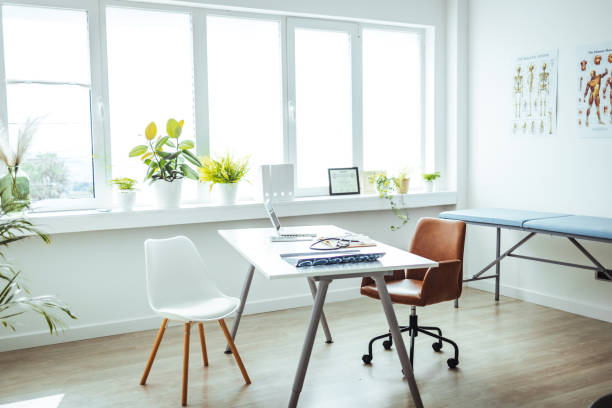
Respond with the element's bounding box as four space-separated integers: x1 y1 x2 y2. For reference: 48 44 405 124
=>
577 44 612 137
513 50 558 135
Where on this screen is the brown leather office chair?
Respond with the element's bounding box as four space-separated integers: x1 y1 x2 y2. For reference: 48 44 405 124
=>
360 217 466 368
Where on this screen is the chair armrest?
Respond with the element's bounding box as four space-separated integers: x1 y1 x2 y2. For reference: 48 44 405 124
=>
419 259 463 306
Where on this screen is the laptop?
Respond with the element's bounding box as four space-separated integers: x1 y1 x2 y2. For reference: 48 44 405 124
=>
264 201 317 242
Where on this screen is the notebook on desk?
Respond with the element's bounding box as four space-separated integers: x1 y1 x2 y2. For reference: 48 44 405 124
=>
280 249 386 268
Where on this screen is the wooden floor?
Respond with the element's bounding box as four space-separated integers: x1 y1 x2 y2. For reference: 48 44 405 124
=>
1 288 611 408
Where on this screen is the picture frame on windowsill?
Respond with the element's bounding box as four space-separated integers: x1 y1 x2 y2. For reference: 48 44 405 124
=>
328 167 360 196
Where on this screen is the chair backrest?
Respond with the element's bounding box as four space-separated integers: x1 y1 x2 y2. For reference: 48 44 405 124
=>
408 217 466 299
144 236 224 311
410 217 466 263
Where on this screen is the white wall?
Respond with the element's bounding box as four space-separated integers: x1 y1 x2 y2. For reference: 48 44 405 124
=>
0 206 452 351
0 0 452 351
466 0 612 321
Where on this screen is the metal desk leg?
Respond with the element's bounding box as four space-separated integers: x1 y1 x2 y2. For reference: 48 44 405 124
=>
225 265 255 354
495 228 501 301
307 277 333 343
288 278 331 408
372 275 424 408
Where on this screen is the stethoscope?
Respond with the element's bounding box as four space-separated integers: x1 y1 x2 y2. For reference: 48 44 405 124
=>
309 237 360 251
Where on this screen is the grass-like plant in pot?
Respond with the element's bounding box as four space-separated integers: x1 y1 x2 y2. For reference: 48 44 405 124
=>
129 119 201 209
198 153 249 204
0 204 76 333
370 174 409 231
0 118 41 213
422 171 440 193
110 177 137 211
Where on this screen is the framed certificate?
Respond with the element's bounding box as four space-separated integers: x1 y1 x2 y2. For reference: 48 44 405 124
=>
328 167 360 196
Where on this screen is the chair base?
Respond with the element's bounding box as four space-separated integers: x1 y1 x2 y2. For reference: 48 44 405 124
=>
361 306 459 369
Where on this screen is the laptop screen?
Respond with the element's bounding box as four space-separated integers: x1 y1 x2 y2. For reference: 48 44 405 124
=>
264 201 281 232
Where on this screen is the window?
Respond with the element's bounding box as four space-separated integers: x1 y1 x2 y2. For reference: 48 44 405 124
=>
206 15 284 195
288 21 357 193
1 5 95 206
106 7 196 201
362 28 422 175
0 2 430 211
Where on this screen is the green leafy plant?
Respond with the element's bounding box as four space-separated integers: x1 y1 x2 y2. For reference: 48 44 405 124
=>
129 119 201 183
198 153 249 190
110 177 137 191
369 174 410 231
423 171 441 182
0 206 76 333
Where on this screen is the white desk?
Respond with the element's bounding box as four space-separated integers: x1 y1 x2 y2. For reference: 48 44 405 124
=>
218 225 437 408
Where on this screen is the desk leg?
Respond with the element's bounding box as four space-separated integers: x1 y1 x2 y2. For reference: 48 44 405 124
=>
288 278 330 408
495 227 501 302
372 275 424 408
225 265 255 354
307 277 333 344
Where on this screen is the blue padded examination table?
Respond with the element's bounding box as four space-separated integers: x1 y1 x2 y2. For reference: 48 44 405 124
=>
439 208 612 307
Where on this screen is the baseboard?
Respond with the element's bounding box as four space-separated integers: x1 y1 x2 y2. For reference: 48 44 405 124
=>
0 286 362 352
468 280 612 323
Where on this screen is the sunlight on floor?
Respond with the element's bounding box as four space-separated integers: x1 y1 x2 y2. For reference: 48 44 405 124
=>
0 394 64 408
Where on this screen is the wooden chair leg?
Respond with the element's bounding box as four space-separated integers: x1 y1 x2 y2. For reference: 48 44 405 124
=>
197 323 208 367
182 322 191 406
218 319 251 385
140 318 168 385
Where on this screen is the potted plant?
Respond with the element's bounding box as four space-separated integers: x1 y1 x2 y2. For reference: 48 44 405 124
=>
394 170 410 194
370 174 409 231
129 119 201 209
0 118 40 213
198 153 249 204
111 177 137 211
0 205 76 333
422 171 441 193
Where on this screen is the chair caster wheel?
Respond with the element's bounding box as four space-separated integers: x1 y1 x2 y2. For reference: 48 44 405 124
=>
447 358 459 369
432 342 442 352
382 340 393 350
362 354 372 364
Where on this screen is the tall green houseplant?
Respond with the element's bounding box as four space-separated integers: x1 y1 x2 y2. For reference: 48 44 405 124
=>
0 206 76 333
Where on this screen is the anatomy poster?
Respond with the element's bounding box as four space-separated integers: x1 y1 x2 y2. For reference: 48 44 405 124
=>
513 50 558 135
577 44 612 137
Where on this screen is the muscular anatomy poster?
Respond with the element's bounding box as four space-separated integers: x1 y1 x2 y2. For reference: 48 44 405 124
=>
513 50 558 135
577 44 612 137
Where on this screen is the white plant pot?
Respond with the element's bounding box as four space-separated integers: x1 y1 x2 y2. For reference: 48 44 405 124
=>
153 179 183 209
117 190 136 211
217 183 238 204
424 180 434 193
197 182 212 203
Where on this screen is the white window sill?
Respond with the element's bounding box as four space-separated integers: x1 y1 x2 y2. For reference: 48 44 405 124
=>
25 191 457 235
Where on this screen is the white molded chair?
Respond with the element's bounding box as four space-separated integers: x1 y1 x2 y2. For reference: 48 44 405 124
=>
140 236 250 406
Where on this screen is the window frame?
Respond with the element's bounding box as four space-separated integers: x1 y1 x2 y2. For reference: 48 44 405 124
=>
0 0 108 211
286 17 362 197
0 0 432 212
359 23 427 180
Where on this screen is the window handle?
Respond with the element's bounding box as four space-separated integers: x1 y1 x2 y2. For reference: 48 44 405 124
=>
288 99 296 121
97 98 105 121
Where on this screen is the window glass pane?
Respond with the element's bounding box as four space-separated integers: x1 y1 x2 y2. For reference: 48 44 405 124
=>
106 7 196 202
362 28 421 175
3 6 90 84
294 28 353 189
2 6 94 202
207 15 283 197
